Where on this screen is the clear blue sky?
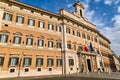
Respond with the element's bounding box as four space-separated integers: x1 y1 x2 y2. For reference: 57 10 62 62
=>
18 0 120 56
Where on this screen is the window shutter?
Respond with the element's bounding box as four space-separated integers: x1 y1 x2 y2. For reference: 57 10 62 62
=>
29 58 31 66
42 40 44 46
48 41 49 47
43 22 45 28
52 42 53 47
26 38 28 45
41 58 43 65
31 39 33 45
10 14 13 21
28 19 30 25
37 40 39 46
0 35 1 42
22 17 24 23
60 27 61 32
51 59 53 66
60 59 62 65
3 13 6 20
16 16 18 22
52 25 54 30
15 57 19 65
19 37 21 44
5 35 8 42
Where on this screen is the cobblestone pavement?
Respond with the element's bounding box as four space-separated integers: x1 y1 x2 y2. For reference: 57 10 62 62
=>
0 72 120 80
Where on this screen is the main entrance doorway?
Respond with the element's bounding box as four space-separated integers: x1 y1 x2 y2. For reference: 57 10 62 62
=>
87 59 91 72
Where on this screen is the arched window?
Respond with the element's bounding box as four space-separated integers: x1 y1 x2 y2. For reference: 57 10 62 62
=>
80 10 82 17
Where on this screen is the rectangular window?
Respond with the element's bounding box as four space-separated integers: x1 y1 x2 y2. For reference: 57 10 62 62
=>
0 34 8 43
48 41 53 48
48 24 54 30
23 58 31 66
77 32 80 37
13 36 21 44
9 57 19 67
74 44 76 50
38 21 44 28
0 57 4 66
66 28 70 34
69 59 74 66
56 26 61 32
38 39 44 47
16 16 24 24
56 42 61 48
57 59 62 67
3 13 13 21
73 30 75 35
94 38 97 42
26 38 33 46
67 43 71 49
82 33 86 39
87 35 90 40
36 58 43 66
47 58 53 67
28 19 35 26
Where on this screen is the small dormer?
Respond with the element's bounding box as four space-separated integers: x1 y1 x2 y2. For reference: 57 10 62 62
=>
73 1 85 17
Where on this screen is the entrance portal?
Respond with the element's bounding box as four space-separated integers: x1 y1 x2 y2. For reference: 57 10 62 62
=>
87 59 91 72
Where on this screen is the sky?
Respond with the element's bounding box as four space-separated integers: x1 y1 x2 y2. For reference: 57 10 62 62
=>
18 0 120 56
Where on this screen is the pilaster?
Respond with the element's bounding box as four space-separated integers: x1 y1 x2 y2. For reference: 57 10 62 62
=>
0 6 5 30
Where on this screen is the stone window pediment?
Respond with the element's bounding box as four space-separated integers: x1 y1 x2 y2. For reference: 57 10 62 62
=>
26 34 34 38
13 32 22 36
0 30 10 34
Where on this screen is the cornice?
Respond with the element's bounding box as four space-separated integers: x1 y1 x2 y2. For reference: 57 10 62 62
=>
9 0 60 17
98 32 111 44
61 14 99 33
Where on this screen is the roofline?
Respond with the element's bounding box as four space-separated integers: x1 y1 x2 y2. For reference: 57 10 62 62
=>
9 0 60 17
98 32 111 44
112 51 119 59
60 14 99 33
59 8 96 27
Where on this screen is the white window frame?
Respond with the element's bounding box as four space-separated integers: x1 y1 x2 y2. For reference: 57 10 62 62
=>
16 15 24 24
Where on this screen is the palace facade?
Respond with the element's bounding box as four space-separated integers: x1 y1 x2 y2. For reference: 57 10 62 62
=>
0 0 118 78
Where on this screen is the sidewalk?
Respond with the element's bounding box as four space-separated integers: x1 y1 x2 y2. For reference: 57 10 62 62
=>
0 72 120 80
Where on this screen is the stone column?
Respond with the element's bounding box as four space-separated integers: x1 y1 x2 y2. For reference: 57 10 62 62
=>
84 55 88 74
90 56 93 72
95 56 98 72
